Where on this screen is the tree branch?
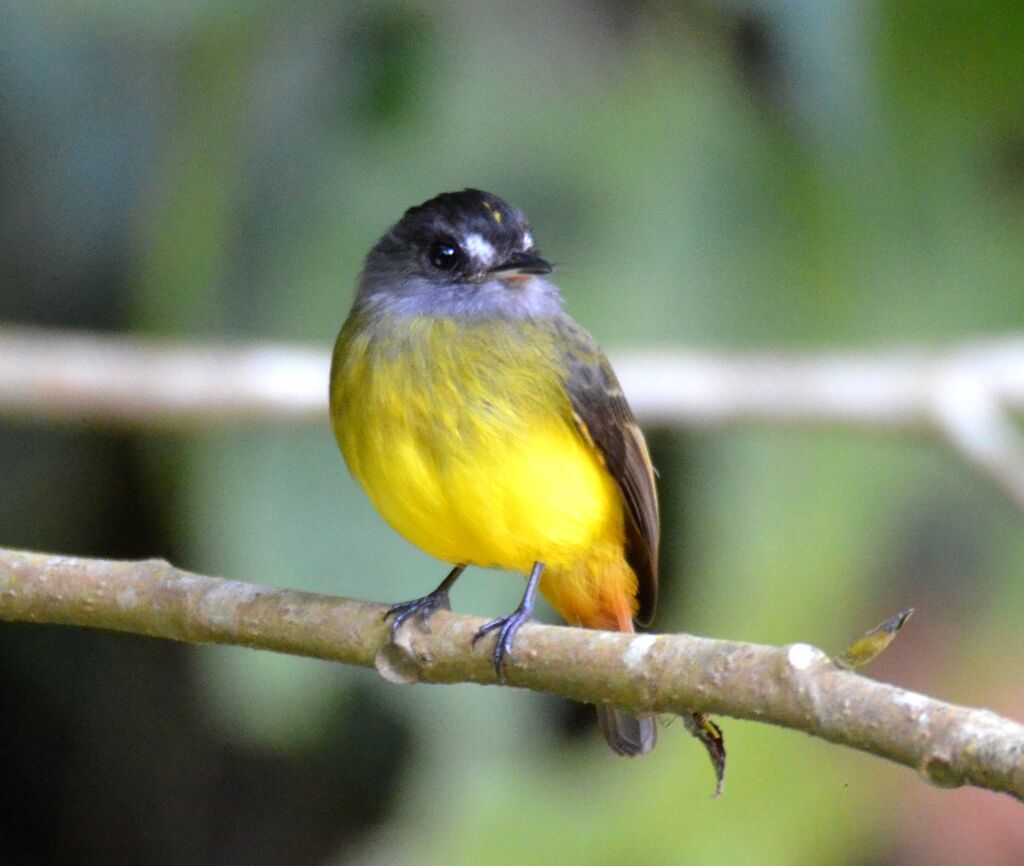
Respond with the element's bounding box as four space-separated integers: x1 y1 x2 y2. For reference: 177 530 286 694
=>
3 326 1024 506
2 546 1021 801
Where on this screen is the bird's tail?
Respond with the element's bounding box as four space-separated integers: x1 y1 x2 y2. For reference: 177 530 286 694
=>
595 603 657 757
540 559 657 757
597 705 658 757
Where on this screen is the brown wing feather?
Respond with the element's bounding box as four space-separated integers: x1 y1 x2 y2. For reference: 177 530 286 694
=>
557 319 660 625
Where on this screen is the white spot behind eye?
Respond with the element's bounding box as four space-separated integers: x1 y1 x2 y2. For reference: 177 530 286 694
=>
463 232 496 265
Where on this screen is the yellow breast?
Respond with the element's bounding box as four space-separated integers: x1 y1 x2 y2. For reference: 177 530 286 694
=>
330 314 625 575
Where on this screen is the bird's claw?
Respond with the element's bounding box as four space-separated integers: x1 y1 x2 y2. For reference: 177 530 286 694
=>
384 590 451 641
472 608 530 682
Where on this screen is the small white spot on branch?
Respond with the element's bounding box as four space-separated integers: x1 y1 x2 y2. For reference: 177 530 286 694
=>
893 690 929 711
623 634 658 670
197 580 263 627
787 643 824 671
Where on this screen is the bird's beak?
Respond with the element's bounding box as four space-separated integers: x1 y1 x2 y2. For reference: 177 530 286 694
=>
487 252 554 278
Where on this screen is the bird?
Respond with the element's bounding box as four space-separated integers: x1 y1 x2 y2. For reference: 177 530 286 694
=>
329 189 660 756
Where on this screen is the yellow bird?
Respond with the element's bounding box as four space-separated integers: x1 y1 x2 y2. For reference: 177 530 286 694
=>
330 189 660 756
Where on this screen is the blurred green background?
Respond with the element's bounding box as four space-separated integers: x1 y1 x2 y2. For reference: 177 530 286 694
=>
2 1 1023 863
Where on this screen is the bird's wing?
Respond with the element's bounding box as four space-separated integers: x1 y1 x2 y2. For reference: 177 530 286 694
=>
557 318 660 625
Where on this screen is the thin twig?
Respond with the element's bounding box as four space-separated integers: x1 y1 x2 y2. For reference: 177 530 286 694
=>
3 326 1024 428
0 326 327 427
1 547 1021 801
2 326 1024 505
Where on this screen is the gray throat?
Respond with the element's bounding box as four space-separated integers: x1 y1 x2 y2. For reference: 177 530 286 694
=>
354 272 566 322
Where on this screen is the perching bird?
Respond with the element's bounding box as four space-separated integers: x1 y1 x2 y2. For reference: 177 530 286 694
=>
329 189 659 756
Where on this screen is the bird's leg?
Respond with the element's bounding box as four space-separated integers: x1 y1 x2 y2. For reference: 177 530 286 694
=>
472 561 544 682
384 565 466 640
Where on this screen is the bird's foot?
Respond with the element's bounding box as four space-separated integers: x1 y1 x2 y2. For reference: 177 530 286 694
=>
384 588 452 641
472 606 532 683
472 561 544 682
383 565 465 641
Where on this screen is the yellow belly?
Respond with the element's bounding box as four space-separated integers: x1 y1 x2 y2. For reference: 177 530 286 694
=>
330 315 625 576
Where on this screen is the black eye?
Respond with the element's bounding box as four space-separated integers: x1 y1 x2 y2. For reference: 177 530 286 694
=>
429 241 462 271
